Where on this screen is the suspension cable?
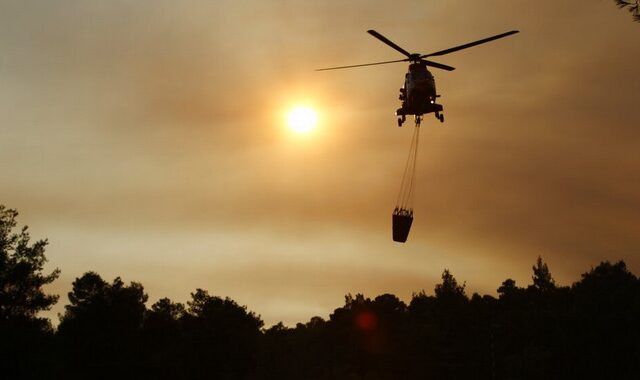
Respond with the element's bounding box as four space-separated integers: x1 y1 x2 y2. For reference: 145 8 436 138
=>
395 120 421 212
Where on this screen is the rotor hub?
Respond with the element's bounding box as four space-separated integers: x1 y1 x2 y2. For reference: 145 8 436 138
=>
408 53 422 62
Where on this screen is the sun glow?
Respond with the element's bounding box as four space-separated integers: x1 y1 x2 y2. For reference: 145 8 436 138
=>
287 106 318 134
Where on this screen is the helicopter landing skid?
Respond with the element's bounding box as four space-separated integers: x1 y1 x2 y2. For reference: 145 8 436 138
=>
395 114 424 127
397 114 406 127
396 104 444 127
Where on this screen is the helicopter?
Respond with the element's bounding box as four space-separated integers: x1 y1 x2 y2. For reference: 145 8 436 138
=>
317 29 519 127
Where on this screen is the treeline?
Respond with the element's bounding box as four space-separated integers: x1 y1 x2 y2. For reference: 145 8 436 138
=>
2 205 639 379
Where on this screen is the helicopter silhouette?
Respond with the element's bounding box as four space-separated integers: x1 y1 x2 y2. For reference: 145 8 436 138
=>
317 29 519 127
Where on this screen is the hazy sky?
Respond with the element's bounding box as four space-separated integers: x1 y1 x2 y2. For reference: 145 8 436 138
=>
1 1 638 326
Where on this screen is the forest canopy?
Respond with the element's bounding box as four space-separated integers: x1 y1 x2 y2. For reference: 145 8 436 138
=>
1 205 638 379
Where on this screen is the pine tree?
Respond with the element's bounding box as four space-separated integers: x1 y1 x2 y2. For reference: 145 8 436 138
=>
613 0 640 22
531 256 555 292
0 205 59 324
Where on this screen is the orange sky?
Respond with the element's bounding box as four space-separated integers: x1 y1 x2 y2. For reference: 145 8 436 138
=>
1 1 638 326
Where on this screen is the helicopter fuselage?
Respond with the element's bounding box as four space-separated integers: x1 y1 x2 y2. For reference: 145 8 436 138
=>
396 62 443 126
316 29 519 127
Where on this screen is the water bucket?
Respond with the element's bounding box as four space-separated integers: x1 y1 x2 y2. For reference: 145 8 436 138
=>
392 208 413 243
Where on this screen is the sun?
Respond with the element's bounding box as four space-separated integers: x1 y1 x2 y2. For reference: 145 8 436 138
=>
287 106 318 134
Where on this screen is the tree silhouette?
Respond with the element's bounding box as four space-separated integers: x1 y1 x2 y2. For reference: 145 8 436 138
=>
142 298 186 378
0 205 59 324
568 261 640 378
59 272 148 334
180 289 264 379
434 268 467 305
2 207 639 379
256 315 330 379
145 297 185 335
531 256 555 293
57 272 148 377
497 278 521 300
0 205 60 378
614 0 640 22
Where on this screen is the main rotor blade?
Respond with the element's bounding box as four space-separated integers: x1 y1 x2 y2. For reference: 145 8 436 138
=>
423 59 455 71
367 30 412 58
421 30 519 58
315 58 407 71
